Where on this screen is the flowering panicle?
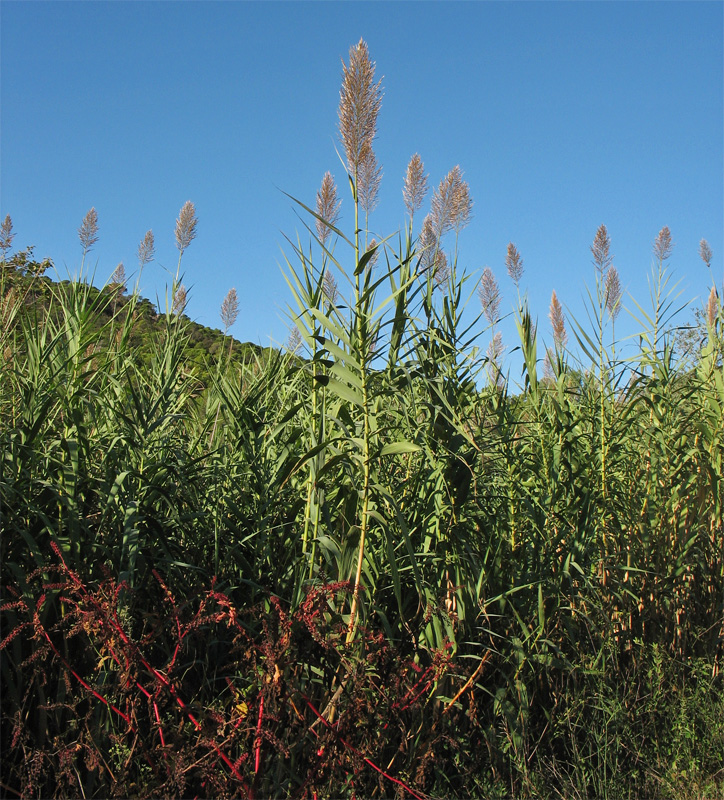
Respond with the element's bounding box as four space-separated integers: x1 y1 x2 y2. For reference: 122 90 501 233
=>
591 224 612 275
358 147 382 214
315 172 342 246
433 251 450 286
543 350 554 380
402 154 428 221
220 288 239 332
653 225 673 262
172 284 188 316
338 39 383 179
78 208 99 255
549 290 567 349
478 267 501 326
487 331 505 388
175 202 198 255
366 238 380 269
419 214 446 279
430 166 472 238
1 215 14 259
699 239 713 269
287 327 302 355
110 262 126 288
323 269 339 306
604 265 622 320
505 242 524 287
138 230 155 269
707 286 719 329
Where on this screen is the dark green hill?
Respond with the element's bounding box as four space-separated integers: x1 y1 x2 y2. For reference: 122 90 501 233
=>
2 245 272 385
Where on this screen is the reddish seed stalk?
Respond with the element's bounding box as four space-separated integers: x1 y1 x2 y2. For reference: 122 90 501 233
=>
302 695 427 800
254 695 264 774
35 617 135 728
43 544 252 795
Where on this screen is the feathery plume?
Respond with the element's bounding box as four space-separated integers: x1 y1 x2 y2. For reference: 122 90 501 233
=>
451 174 473 234
137 230 155 269
78 208 99 254
358 145 382 214
323 269 339 305
315 172 342 246
604 265 622 320
478 266 501 326
338 38 383 178
110 262 126 288
287 327 302 355
488 330 504 359
505 242 524 287
543 349 554 381
220 288 239 332
699 238 713 269
419 214 436 270
430 166 472 238
366 238 380 268
591 224 612 275
403 154 428 220
433 250 450 287
487 331 505 387
549 290 567 349
707 286 719 328
172 284 188 316
653 225 673 262
418 214 446 278
175 201 198 254
0 215 14 258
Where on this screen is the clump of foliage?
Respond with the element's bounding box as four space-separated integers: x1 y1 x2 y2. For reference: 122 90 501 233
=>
2 543 460 799
2 39 724 799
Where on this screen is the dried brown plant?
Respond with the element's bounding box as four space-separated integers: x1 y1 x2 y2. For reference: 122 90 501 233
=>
138 230 155 269
506 242 524 287
591 224 612 275
220 288 239 332
699 239 713 269
478 267 501 326
338 39 383 179
653 225 673 262
172 284 188 316
1 215 14 259
430 166 472 238
315 172 342 246
604 265 623 321
402 154 428 220
78 208 99 254
175 201 198 254
549 290 567 349
707 286 719 328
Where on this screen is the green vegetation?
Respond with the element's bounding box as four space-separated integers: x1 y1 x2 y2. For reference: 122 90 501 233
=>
2 40 723 799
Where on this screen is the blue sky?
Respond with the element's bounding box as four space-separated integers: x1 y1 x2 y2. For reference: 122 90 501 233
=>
2 1 722 375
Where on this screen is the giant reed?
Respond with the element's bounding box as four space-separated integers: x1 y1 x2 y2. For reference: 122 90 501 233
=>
2 40 723 799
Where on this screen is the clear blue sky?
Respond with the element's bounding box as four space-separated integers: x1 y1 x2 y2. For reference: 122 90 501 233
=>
2 1 722 373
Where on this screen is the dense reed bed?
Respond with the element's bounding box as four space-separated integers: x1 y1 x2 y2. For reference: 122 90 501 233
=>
2 40 723 799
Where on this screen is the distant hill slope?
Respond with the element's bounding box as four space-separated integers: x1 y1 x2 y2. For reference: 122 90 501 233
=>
1 246 275 384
